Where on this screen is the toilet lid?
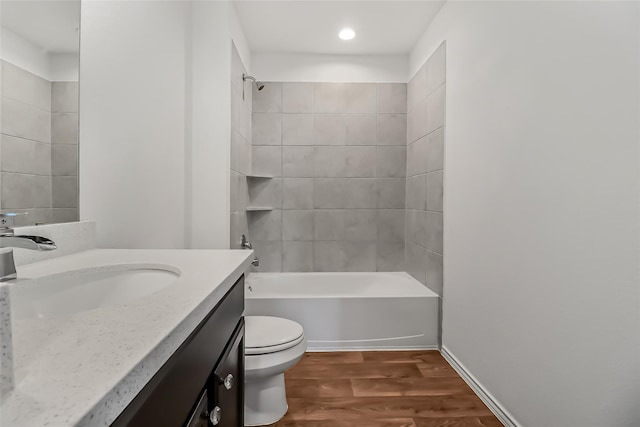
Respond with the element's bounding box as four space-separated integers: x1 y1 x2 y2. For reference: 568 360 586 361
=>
245 316 304 354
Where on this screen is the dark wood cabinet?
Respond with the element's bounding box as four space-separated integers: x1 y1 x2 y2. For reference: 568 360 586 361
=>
185 390 210 427
209 321 244 426
112 275 245 427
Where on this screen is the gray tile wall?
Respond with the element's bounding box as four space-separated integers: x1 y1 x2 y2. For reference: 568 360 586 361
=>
229 43 252 249
249 81 407 272
405 42 446 298
51 82 79 223
0 60 79 225
1 60 52 224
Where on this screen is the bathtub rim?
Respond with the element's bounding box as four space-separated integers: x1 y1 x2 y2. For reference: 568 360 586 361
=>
245 271 439 299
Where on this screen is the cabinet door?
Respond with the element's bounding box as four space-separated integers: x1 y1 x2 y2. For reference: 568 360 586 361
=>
210 320 244 427
184 390 209 427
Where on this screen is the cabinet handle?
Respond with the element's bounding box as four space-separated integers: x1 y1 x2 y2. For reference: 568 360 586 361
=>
223 374 234 390
210 406 221 425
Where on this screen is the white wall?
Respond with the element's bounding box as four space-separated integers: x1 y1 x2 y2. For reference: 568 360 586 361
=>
252 53 407 82
80 0 188 248
187 0 234 249
230 3 251 73
411 1 640 426
81 0 248 250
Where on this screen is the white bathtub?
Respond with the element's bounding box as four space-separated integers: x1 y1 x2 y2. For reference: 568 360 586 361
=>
245 272 439 351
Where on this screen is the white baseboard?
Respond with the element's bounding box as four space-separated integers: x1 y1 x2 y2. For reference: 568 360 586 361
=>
306 345 439 352
440 346 520 427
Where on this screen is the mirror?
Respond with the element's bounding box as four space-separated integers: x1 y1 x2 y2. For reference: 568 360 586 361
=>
0 0 80 226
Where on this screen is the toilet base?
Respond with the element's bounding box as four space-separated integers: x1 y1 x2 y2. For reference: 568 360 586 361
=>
244 373 288 426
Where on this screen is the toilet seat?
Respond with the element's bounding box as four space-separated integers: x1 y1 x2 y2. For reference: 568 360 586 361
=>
245 316 304 355
246 334 305 355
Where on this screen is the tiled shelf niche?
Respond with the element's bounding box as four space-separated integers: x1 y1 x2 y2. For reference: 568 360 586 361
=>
246 174 275 212
246 174 273 179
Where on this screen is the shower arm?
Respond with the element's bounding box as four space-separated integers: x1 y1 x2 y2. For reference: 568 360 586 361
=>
242 73 264 100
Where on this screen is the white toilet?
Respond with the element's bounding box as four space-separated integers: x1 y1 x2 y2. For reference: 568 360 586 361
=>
244 316 306 426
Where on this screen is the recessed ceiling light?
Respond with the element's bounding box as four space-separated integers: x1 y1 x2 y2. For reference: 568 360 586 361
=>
339 28 355 41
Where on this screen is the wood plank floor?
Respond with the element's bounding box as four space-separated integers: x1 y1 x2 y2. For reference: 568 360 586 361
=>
268 351 502 427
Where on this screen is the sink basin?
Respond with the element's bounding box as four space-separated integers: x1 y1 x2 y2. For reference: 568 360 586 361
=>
10 264 181 320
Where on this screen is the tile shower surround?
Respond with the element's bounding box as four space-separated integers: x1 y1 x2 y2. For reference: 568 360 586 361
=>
0 60 79 225
405 43 445 297
248 81 408 272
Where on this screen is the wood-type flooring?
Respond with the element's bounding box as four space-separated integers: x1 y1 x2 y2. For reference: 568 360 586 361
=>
267 351 502 427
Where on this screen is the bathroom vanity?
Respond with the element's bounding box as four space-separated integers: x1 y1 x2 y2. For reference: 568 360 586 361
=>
113 275 245 427
0 248 253 427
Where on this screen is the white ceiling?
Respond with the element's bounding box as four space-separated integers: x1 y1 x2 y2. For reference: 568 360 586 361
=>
234 0 445 55
1 0 80 53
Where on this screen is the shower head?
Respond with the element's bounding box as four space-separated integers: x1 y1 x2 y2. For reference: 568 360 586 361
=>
243 73 265 91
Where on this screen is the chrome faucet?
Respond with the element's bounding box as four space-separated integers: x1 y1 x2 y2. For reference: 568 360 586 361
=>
240 234 259 267
0 213 56 281
241 234 253 250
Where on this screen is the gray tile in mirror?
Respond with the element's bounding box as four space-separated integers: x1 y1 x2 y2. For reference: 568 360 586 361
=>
51 82 79 113
1 61 51 111
51 113 78 144
1 173 51 209
1 135 51 176
52 176 78 208
2 97 51 143
1 2 81 225
51 145 79 177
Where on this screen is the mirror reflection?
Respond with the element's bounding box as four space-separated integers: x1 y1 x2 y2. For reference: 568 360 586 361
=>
0 0 80 226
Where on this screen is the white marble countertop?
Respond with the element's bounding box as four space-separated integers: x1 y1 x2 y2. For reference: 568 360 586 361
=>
0 249 253 427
